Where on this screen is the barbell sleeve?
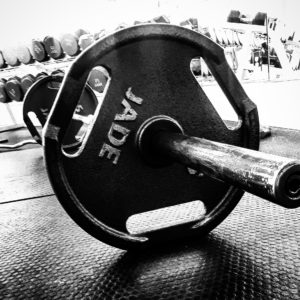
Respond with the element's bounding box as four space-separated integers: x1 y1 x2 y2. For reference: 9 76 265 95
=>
153 132 300 208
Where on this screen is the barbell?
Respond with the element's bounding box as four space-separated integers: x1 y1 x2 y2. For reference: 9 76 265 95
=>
42 24 300 250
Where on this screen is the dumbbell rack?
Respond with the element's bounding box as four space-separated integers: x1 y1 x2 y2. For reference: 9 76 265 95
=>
0 57 75 134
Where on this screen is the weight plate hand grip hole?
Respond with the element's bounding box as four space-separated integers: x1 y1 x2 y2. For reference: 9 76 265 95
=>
126 200 206 235
190 56 240 130
62 65 111 157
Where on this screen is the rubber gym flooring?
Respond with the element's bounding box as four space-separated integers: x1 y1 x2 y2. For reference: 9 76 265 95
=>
0 127 299 299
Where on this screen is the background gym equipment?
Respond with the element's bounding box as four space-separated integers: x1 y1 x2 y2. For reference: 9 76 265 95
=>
0 79 8 103
78 34 95 50
2 47 20 67
43 24 300 250
74 28 90 39
5 76 23 102
87 66 108 93
20 74 36 94
0 51 6 68
0 138 38 150
15 45 34 65
23 74 98 148
43 36 64 60
30 39 48 62
60 33 80 57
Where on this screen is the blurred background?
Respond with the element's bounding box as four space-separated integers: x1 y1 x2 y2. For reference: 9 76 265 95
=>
0 0 299 46
0 0 299 130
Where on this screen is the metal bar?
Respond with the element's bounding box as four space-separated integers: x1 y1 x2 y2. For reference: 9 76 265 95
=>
153 132 300 208
0 139 37 149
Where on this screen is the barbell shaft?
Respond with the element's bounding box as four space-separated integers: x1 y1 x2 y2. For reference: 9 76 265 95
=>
153 132 300 208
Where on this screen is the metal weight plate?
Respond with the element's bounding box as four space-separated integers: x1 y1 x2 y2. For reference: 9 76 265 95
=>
44 24 259 249
23 75 98 148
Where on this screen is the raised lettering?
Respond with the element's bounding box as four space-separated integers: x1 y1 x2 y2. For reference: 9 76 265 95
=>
115 99 137 121
75 104 84 113
126 87 143 104
187 167 204 177
99 143 121 164
108 123 130 147
94 78 103 87
40 108 49 118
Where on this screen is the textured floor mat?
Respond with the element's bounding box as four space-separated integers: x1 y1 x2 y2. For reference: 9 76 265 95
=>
0 195 299 299
0 127 40 153
0 127 299 299
260 126 300 159
0 148 53 203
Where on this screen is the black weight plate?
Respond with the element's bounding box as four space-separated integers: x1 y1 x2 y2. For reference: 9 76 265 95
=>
44 24 259 249
30 40 47 62
23 75 98 147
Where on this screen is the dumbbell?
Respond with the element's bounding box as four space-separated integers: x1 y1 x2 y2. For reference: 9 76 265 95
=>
35 72 48 79
20 74 36 94
43 24 300 250
78 34 95 51
60 28 89 56
43 35 64 59
94 29 106 40
50 69 65 77
0 79 9 103
2 47 20 67
115 23 129 31
0 51 6 68
23 74 98 148
60 33 80 57
87 66 108 93
179 20 193 30
5 76 23 102
16 45 34 64
74 28 90 39
152 15 170 23
30 39 48 62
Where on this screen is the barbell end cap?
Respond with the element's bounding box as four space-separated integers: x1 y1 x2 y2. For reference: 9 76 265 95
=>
274 162 300 209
